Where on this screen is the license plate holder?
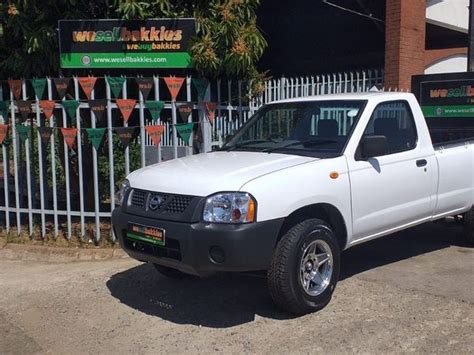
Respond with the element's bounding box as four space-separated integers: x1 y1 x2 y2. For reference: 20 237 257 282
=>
127 223 165 247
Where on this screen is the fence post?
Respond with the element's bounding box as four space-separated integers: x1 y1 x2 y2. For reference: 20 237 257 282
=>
47 78 59 238
171 79 179 158
200 81 212 153
73 77 85 238
238 80 243 125
21 81 33 237
2 135 9 233
185 76 193 156
1 84 9 233
153 75 162 163
217 78 222 146
123 78 131 175
11 89 20 235
90 82 101 242
105 77 116 226
60 81 72 239
35 81 46 238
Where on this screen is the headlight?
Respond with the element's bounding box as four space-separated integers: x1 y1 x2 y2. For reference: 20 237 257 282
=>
203 192 256 223
115 179 131 206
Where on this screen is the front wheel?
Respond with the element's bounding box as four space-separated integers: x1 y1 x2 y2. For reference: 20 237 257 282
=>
267 218 340 315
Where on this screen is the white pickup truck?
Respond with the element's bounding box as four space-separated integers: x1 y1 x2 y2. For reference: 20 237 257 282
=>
112 92 474 315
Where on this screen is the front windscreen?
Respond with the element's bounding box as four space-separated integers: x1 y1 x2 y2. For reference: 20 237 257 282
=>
223 100 366 157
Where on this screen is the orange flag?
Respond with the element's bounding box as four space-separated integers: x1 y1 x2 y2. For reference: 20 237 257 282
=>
0 125 9 145
60 127 78 150
78 77 97 100
8 79 22 100
163 77 185 101
204 102 217 125
39 100 55 120
116 99 136 123
145 125 165 146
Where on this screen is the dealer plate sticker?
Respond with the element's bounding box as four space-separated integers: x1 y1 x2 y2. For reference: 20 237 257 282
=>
127 223 165 246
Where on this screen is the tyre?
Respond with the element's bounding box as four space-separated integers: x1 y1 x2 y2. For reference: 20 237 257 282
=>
267 218 340 315
153 263 189 279
462 208 474 245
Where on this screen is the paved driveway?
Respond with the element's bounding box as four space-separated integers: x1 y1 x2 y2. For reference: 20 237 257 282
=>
1 222 473 354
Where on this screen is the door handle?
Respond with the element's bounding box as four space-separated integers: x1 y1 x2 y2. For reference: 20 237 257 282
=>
416 159 427 167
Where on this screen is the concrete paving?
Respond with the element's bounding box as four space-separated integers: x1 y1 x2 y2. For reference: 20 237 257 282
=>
0 222 473 354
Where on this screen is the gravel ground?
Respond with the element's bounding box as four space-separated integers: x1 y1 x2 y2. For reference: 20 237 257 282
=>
0 222 473 354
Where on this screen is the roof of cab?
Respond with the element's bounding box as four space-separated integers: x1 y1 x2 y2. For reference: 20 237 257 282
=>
269 91 415 104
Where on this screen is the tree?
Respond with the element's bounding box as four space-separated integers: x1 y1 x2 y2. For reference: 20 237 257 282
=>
0 0 267 86
0 1 110 78
115 0 267 82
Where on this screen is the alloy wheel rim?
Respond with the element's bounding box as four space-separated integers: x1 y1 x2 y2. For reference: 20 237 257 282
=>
299 238 333 296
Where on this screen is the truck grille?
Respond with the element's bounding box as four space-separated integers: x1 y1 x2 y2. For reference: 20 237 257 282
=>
164 195 192 213
131 189 147 207
130 189 193 215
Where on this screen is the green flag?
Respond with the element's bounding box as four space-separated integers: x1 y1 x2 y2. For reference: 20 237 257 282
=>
0 101 10 122
62 100 80 123
31 78 47 99
86 128 106 150
193 78 209 100
106 76 126 98
175 122 194 144
16 125 30 143
145 100 165 122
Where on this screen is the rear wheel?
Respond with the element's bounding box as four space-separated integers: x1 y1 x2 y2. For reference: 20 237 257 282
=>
153 264 189 279
462 208 474 245
267 218 340 315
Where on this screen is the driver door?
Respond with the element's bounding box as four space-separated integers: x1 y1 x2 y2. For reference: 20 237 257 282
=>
347 101 437 241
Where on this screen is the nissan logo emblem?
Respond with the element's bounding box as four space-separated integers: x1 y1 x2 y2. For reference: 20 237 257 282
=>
148 195 163 211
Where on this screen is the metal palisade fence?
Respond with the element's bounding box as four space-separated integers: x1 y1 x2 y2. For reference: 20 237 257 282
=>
0 69 383 241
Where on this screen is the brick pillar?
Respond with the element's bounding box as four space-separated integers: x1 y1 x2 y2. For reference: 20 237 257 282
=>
384 0 426 90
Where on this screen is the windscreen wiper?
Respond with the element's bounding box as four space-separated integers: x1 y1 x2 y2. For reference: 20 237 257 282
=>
223 139 273 151
262 139 338 153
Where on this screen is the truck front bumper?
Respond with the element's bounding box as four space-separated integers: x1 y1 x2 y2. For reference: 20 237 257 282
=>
112 207 284 276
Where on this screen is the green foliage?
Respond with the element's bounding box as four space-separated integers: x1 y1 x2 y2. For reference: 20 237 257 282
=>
115 0 267 81
0 1 111 78
1 127 137 204
0 0 267 86
98 134 141 195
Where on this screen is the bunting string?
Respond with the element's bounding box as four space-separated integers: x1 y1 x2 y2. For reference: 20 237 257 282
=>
0 123 199 149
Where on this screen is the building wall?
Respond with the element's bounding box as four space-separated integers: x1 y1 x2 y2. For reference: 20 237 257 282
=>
384 0 426 90
424 1 469 74
426 0 469 33
425 47 468 74
425 54 468 74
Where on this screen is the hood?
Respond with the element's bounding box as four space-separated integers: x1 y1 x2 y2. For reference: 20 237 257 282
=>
127 151 317 196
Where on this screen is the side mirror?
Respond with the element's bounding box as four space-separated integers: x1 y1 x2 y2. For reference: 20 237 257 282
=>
360 135 389 159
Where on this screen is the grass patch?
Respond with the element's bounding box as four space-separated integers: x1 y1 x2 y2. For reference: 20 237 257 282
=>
0 221 117 249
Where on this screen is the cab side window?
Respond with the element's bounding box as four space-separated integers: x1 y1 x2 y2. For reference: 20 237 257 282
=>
362 101 417 155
